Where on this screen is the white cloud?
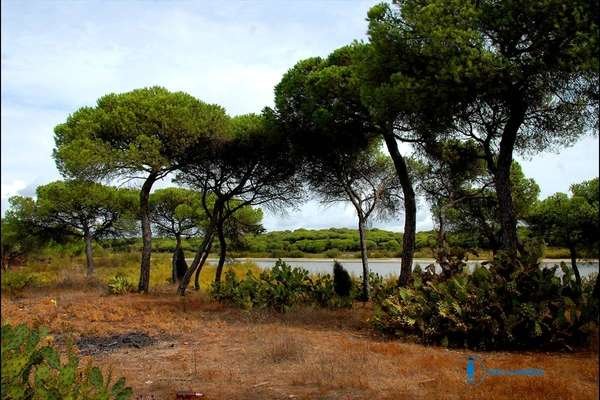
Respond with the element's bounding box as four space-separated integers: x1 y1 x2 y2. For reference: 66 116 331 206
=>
1 179 26 200
1 0 597 233
517 135 599 199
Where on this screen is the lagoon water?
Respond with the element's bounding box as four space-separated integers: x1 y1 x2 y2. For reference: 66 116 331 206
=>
205 257 599 278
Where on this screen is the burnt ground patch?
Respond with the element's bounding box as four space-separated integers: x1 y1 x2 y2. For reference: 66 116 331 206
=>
77 331 157 355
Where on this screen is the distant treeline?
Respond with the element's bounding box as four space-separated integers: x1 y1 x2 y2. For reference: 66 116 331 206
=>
86 227 591 260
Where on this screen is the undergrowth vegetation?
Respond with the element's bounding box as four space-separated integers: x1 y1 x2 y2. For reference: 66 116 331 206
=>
1 323 132 400
107 273 135 295
373 255 599 350
211 259 397 311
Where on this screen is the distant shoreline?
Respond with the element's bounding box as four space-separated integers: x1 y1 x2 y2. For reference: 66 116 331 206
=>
202 257 599 263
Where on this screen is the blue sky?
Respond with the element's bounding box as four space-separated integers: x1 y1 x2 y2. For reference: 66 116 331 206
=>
2 0 598 232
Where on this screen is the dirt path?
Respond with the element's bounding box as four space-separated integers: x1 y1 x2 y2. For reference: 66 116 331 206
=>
2 289 598 399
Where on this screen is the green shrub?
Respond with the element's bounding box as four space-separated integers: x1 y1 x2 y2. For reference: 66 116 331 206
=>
307 274 336 307
212 260 347 311
1 271 35 297
288 250 305 258
373 256 599 350
107 273 135 295
325 249 340 258
367 272 398 303
1 323 132 400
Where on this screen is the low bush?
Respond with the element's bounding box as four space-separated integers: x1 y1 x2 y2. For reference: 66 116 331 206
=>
366 272 398 303
211 259 352 311
1 323 132 399
288 250 306 258
373 255 599 350
107 273 135 295
325 249 340 258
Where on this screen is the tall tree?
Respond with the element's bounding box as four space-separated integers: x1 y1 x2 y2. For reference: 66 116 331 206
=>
149 187 205 283
175 113 301 295
274 47 403 295
313 150 402 300
527 177 599 291
34 181 137 276
363 0 598 267
53 87 229 292
353 34 429 286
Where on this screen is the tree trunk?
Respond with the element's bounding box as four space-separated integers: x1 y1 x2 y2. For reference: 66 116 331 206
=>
138 172 158 293
569 243 582 291
593 274 600 300
436 204 448 267
382 127 416 286
84 234 95 277
357 215 370 301
178 227 215 296
494 97 526 261
171 234 182 284
194 241 212 290
214 219 227 291
494 162 519 257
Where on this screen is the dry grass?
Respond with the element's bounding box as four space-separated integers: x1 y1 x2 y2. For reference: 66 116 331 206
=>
259 332 306 364
2 285 598 400
1 253 598 399
2 252 260 297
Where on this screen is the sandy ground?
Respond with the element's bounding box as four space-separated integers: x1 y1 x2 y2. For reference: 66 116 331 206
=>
2 287 598 400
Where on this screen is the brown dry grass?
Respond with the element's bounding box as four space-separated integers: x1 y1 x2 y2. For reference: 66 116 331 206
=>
2 285 598 400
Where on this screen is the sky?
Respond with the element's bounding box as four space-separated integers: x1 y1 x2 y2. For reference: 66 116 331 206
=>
1 0 598 232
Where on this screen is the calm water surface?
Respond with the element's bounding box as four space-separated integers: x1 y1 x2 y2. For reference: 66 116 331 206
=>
206 258 599 278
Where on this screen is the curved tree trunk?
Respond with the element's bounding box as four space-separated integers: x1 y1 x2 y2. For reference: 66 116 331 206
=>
495 163 519 257
382 127 416 287
357 215 369 301
214 219 227 291
178 227 215 296
171 234 182 284
194 241 212 290
494 98 526 264
138 172 158 293
84 234 95 277
568 243 582 292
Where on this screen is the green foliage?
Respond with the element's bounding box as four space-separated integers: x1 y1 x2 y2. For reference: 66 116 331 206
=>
150 187 205 239
325 249 340 258
1 323 132 400
1 197 44 269
366 272 398 304
440 162 541 252
35 180 138 240
53 87 229 181
1 272 36 298
211 260 353 311
244 228 405 255
373 257 599 350
333 261 352 297
527 177 599 253
107 273 135 295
